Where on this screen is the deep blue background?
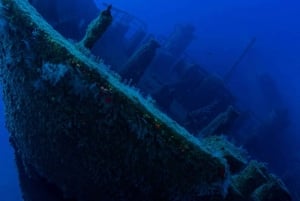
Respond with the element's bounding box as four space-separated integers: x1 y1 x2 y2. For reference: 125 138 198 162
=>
0 90 22 200
1 0 300 200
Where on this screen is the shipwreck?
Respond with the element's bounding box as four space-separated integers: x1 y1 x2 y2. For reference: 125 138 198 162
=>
0 0 292 201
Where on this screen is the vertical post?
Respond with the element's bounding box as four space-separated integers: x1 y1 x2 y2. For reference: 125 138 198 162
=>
120 39 160 85
79 5 113 49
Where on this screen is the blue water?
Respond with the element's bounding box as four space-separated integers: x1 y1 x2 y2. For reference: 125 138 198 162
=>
1 0 300 200
0 91 22 201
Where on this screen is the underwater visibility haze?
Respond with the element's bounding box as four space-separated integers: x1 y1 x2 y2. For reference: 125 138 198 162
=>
0 0 300 200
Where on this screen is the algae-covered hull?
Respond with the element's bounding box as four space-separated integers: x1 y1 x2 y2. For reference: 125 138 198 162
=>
0 1 291 201
0 1 228 200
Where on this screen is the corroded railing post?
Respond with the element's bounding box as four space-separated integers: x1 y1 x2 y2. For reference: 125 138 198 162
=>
79 4 113 49
120 39 160 85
